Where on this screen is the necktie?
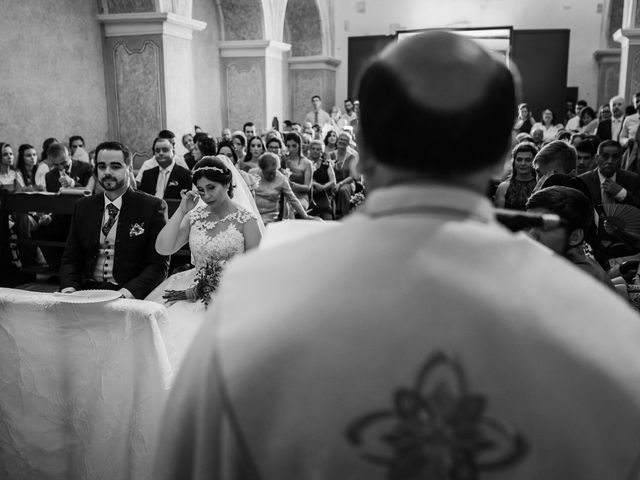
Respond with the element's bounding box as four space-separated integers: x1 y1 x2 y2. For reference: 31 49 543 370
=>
102 203 119 237
601 183 614 205
156 169 168 199
315 111 319 125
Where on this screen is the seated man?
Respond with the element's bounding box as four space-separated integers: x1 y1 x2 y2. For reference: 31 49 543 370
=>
578 139 640 208
135 129 189 182
59 141 169 299
526 185 614 289
139 137 192 199
575 139 597 175
44 143 93 193
36 143 94 271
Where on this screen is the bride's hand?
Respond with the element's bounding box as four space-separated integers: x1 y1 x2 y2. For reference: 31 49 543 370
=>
179 189 200 214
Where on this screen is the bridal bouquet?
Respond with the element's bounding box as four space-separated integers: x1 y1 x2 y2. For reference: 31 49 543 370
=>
350 191 366 210
163 259 226 306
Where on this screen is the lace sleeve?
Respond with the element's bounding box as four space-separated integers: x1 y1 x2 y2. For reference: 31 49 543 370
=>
234 207 258 224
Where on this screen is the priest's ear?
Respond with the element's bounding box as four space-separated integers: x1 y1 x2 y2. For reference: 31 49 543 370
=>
568 227 584 248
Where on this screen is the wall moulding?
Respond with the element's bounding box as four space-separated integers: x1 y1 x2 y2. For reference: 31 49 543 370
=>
288 55 341 71
98 12 206 39
218 40 291 59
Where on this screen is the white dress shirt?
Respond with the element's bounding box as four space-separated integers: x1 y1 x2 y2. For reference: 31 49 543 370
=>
620 113 640 147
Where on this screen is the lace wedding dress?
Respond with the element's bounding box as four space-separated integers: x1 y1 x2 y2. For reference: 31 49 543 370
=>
146 203 257 365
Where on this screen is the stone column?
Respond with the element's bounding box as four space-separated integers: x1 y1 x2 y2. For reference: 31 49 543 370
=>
614 0 640 101
218 40 291 135
288 56 341 124
594 49 621 106
98 12 205 169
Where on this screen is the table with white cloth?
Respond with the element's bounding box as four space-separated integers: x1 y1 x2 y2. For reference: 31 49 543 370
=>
0 288 176 480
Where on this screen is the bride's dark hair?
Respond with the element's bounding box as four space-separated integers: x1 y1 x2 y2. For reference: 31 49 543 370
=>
192 155 235 198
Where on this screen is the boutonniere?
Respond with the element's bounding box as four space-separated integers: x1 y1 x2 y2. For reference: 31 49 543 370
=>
167 180 179 187
129 223 145 237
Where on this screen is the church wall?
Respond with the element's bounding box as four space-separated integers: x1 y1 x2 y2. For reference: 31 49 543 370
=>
191 0 224 138
0 0 108 150
334 0 605 112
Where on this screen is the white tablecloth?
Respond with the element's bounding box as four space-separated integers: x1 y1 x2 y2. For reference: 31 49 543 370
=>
0 288 175 480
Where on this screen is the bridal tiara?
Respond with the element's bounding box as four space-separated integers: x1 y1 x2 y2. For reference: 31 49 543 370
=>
193 166 226 174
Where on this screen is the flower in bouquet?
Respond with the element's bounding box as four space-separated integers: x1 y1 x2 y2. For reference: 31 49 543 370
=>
163 259 226 306
350 191 366 209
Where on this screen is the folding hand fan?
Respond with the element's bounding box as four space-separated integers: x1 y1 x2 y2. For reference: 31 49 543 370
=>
602 204 640 237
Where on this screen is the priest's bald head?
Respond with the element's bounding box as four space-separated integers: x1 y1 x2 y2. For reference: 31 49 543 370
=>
357 31 518 190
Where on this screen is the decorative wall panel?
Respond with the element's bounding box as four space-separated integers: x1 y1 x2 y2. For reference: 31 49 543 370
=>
106 0 155 13
225 61 265 132
290 69 334 123
284 0 322 56
113 40 163 168
220 0 264 40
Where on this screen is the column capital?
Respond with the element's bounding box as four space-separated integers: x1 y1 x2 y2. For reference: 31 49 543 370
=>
288 56 341 71
218 40 291 60
97 12 206 39
594 48 621 62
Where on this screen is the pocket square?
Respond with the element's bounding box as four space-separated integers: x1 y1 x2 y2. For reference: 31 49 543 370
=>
168 180 179 187
129 223 145 237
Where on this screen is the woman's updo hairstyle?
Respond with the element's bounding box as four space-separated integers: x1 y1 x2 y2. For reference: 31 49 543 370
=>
192 155 235 198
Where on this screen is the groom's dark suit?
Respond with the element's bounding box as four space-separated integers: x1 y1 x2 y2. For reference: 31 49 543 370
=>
59 188 169 299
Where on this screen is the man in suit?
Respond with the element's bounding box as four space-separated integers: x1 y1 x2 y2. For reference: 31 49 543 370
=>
596 95 626 142
139 137 192 199
578 139 640 207
44 143 93 193
59 141 169 299
155 32 640 479
34 143 95 271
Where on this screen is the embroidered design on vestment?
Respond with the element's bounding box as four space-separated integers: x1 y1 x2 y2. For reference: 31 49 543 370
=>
345 352 527 479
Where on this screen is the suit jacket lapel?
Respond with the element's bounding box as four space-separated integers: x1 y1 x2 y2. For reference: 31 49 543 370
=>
116 189 133 244
148 167 160 193
90 194 105 250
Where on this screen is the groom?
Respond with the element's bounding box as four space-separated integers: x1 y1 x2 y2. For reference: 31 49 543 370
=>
59 141 169 299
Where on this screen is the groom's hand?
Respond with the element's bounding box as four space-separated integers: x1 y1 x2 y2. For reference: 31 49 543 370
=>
60 287 77 294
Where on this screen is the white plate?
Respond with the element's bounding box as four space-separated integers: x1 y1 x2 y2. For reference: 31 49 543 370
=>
53 289 122 304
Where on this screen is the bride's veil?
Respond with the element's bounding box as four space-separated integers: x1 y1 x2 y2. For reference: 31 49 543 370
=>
216 154 266 235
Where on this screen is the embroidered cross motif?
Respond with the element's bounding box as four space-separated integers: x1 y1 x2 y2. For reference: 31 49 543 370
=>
102 203 119 237
345 352 527 479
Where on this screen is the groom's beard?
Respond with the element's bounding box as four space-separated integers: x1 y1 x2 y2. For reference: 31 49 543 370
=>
99 175 127 191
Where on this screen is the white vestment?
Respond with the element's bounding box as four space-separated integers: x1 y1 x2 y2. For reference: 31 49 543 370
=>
154 184 640 480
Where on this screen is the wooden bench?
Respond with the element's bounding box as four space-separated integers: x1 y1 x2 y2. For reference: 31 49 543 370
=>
0 192 187 286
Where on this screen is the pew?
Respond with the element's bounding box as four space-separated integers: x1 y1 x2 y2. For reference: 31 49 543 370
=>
0 191 187 286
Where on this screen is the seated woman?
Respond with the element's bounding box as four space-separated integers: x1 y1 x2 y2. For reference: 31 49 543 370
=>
494 142 538 210
309 139 336 220
250 153 314 224
16 144 42 191
14 145 45 266
578 106 598 136
218 140 257 193
0 143 18 192
238 136 265 172
283 132 313 212
329 131 359 219
531 109 564 144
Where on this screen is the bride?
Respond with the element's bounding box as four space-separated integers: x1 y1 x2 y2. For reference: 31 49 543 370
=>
145 155 264 364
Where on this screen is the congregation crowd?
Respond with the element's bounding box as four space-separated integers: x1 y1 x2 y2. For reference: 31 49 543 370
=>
0 94 363 273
